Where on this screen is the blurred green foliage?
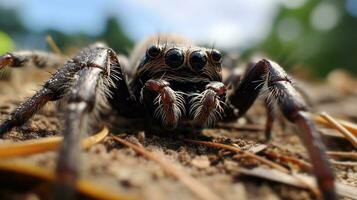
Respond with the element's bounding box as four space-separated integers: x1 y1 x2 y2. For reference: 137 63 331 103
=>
1 1 357 78
99 17 133 54
251 0 357 77
45 17 133 55
0 7 18 54
0 8 27 34
0 31 14 54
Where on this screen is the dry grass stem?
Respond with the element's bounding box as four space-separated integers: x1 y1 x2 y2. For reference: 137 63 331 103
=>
0 127 108 158
327 151 357 161
46 35 62 55
313 113 357 137
319 112 357 148
183 139 289 173
262 151 312 172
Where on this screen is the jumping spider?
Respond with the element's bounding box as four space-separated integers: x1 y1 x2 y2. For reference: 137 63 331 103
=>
0 35 335 200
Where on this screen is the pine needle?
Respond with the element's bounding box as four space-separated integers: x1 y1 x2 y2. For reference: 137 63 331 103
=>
313 113 357 137
262 150 312 172
319 112 357 148
182 139 289 173
0 127 108 158
46 35 62 55
327 151 357 161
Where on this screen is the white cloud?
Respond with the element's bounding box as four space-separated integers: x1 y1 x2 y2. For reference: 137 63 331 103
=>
117 0 281 49
0 0 282 49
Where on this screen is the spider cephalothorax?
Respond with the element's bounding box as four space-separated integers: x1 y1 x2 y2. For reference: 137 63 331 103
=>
0 35 336 200
130 42 227 129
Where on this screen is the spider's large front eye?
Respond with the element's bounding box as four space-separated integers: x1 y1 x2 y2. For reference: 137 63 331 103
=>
146 45 161 58
210 49 222 63
165 48 184 68
189 51 207 71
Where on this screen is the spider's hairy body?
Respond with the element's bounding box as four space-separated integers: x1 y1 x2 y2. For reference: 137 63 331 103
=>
122 35 226 130
0 34 336 200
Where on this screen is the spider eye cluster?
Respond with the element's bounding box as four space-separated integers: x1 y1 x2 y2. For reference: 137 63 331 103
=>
165 48 184 68
162 47 222 70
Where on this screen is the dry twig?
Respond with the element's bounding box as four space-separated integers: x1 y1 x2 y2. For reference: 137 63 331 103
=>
262 151 312 172
182 139 289 173
330 160 357 166
327 151 357 161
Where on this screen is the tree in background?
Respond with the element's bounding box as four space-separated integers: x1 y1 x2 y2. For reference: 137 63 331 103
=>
0 8 133 55
99 17 133 54
252 0 357 77
45 17 133 54
0 8 23 54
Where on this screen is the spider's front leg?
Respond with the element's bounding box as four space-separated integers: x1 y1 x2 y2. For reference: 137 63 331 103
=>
141 79 185 129
226 59 336 200
142 80 227 129
54 47 131 199
0 45 133 199
189 82 227 128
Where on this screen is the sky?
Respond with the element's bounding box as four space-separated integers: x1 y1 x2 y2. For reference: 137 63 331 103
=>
0 0 312 49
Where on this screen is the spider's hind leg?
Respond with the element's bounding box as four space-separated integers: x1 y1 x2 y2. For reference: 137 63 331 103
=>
0 50 64 69
0 60 81 135
225 59 336 200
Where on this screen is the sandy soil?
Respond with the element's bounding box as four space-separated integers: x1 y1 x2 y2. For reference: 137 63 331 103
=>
0 65 356 200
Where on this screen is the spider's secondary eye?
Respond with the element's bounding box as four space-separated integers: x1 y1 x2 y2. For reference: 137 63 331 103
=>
189 51 207 71
165 48 184 68
210 50 222 63
146 45 161 58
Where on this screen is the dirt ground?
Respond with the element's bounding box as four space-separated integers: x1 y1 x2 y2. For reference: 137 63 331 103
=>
0 65 357 200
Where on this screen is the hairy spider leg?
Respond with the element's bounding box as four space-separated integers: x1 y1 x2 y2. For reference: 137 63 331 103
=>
189 81 227 128
55 59 107 199
0 60 81 134
225 59 336 200
0 44 135 200
141 79 185 129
